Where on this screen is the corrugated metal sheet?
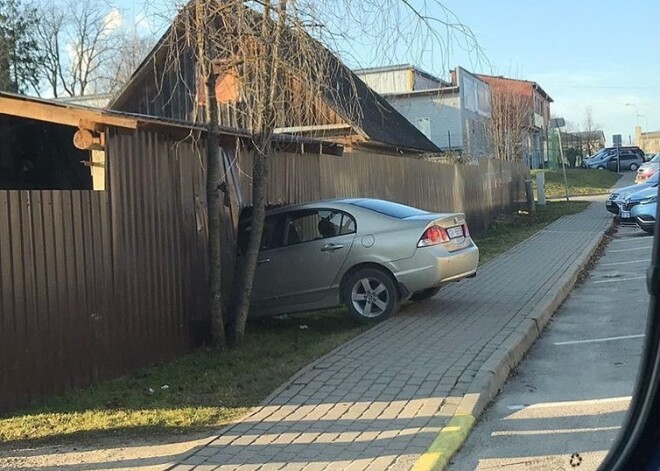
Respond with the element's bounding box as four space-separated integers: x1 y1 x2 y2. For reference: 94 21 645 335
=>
0 190 113 410
236 150 527 233
0 129 211 411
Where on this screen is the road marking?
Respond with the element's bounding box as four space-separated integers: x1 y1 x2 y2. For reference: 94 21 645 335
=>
492 425 621 437
609 246 653 253
554 334 645 346
610 237 653 243
600 259 651 266
506 396 632 411
412 414 475 471
593 276 646 284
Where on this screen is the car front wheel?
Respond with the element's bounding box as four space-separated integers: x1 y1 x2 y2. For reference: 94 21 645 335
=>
343 268 399 323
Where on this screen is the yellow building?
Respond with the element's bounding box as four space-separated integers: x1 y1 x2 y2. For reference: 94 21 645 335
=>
635 126 660 153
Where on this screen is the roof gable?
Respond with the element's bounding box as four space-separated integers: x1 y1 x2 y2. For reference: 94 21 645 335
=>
109 2 439 154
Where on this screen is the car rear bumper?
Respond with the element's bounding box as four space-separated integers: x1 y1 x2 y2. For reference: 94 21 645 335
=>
387 241 479 295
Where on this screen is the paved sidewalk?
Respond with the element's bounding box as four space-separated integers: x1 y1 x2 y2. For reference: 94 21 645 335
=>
171 203 612 471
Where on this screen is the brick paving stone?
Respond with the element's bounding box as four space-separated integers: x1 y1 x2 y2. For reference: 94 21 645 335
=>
170 204 611 471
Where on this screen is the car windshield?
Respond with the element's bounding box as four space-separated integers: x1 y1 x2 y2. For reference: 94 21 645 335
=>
348 199 429 218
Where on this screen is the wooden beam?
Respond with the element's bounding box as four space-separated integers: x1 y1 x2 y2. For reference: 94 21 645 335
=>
0 96 138 130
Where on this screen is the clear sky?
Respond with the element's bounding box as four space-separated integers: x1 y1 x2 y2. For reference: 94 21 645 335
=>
115 0 659 147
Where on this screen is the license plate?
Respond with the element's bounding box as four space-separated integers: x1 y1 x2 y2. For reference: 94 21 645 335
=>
621 210 631 219
447 226 463 239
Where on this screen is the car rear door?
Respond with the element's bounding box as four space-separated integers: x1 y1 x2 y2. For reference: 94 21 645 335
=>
269 208 357 307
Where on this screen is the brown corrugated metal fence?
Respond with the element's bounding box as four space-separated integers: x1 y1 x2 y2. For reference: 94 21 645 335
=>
0 128 211 411
237 150 529 233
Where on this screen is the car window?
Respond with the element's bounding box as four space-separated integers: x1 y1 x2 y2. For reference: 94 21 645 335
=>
237 213 286 254
348 199 429 218
284 209 356 245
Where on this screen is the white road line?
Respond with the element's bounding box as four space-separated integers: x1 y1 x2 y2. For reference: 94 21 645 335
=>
610 236 653 242
600 259 651 266
506 396 632 411
492 425 621 437
554 334 645 346
593 276 647 284
609 246 653 253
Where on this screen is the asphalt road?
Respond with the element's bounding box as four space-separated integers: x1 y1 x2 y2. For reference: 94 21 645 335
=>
447 215 653 471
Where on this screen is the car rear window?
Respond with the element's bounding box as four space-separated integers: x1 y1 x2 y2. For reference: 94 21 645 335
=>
349 199 429 218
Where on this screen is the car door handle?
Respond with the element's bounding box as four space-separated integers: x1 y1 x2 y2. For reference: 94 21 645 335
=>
257 258 271 265
321 243 344 252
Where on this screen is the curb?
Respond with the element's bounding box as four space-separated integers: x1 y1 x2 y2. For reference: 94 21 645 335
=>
412 209 615 471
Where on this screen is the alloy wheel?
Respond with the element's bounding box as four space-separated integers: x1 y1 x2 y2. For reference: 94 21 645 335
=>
351 277 390 318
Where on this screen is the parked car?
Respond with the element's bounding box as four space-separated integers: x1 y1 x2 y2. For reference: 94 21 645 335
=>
635 153 660 183
619 186 658 224
236 198 479 323
606 171 659 215
585 146 645 171
581 149 609 168
631 199 657 234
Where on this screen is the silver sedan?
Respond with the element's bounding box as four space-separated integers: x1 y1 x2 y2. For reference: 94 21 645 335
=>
237 198 479 323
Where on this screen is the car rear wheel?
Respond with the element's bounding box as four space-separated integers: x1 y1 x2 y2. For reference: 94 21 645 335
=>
409 287 441 302
343 268 399 323
597 165 606 170
630 163 639 171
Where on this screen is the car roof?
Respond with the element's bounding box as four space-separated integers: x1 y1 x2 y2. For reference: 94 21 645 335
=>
259 198 394 216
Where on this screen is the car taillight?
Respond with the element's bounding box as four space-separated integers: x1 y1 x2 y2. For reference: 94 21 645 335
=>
462 223 470 238
418 225 450 247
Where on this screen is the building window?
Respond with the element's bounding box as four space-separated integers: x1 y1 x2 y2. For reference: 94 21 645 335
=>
415 117 431 139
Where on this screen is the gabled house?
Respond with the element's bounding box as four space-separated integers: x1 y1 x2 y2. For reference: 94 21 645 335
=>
475 74 553 168
108 3 439 155
356 65 492 159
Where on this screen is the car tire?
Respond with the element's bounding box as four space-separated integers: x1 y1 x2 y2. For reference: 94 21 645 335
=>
630 163 639 171
409 287 441 302
597 165 606 170
343 268 399 323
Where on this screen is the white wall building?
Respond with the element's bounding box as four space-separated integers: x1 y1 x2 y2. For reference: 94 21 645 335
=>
356 65 492 159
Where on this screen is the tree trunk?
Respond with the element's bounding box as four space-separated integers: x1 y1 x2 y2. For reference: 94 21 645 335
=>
228 140 269 346
205 73 227 348
195 0 226 348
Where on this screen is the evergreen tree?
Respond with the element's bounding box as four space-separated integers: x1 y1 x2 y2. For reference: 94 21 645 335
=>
0 0 41 93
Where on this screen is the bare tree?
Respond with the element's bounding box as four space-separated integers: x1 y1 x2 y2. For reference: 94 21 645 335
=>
487 84 531 161
162 0 481 346
33 1 65 97
582 106 603 156
96 27 154 94
34 0 142 97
